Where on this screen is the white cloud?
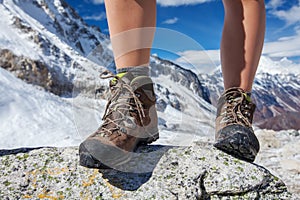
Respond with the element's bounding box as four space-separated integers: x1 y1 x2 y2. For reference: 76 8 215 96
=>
263 28 300 58
266 0 284 9
269 0 300 25
83 12 106 21
175 49 220 74
264 1 300 59
175 42 300 74
162 17 179 25
90 0 104 4
273 7 300 25
157 0 213 7
173 43 300 74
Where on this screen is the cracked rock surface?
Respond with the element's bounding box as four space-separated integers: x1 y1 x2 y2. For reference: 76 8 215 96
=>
0 142 295 199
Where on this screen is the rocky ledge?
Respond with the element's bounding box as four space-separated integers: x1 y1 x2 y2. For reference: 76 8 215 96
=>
0 142 295 200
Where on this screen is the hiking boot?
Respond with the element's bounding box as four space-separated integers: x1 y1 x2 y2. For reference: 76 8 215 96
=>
79 71 159 169
214 87 259 162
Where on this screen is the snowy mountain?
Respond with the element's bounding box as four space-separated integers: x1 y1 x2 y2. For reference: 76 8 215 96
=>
199 70 300 131
0 0 117 95
0 0 299 149
0 0 216 149
257 56 300 75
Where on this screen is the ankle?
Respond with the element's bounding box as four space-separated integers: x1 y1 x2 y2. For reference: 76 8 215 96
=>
117 66 150 77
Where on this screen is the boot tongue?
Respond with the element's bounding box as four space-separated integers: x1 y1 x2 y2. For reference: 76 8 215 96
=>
120 72 135 84
111 71 155 102
110 72 135 87
105 72 136 134
105 72 155 133
243 92 252 102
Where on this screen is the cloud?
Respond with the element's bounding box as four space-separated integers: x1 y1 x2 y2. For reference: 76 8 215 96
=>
264 1 300 58
157 0 213 7
83 12 106 21
266 0 284 9
162 17 179 25
263 28 300 58
269 0 300 25
89 0 104 4
273 7 300 25
175 48 300 75
175 49 220 74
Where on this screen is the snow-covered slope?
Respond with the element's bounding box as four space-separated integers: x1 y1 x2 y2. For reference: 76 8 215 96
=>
0 0 112 148
150 56 215 145
0 0 216 149
0 67 79 148
0 0 115 97
0 0 112 64
257 56 300 75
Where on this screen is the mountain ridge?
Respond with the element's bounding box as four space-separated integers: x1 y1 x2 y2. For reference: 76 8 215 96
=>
0 0 299 139
0 0 299 150
198 70 300 130
0 0 216 149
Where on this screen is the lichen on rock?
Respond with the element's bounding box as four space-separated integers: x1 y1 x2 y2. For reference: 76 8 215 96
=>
0 142 295 199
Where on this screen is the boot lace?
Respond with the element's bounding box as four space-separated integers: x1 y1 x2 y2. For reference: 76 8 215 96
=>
93 71 146 138
220 90 253 127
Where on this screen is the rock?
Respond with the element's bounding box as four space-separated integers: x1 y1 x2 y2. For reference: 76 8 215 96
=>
256 129 300 197
0 142 295 199
0 49 73 96
19 177 30 188
150 56 211 105
155 83 183 112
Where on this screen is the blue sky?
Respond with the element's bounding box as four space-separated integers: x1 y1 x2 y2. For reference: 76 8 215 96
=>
65 0 300 70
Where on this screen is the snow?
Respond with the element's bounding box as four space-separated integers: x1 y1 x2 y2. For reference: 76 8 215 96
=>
0 0 113 149
0 3 41 59
0 67 214 149
257 56 300 75
0 68 80 148
0 0 112 71
150 69 216 146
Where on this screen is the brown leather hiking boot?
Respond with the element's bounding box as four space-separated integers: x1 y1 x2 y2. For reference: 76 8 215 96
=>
214 87 260 162
79 71 159 169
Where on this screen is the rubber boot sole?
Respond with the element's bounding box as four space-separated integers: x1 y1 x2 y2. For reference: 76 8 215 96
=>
214 132 258 163
79 132 159 169
214 124 260 162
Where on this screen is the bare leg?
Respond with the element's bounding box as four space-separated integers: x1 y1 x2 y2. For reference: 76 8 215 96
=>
104 0 156 69
221 0 265 92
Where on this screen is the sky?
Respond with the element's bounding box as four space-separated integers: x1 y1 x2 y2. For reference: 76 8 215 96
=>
65 0 300 72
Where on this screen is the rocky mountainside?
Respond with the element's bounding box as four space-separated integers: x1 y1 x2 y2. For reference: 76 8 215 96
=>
199 70 300 131
1 0 299 133
0 0 216 149
2 0 112 63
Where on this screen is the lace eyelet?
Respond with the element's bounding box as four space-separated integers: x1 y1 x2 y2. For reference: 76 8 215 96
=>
135 92 141 98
